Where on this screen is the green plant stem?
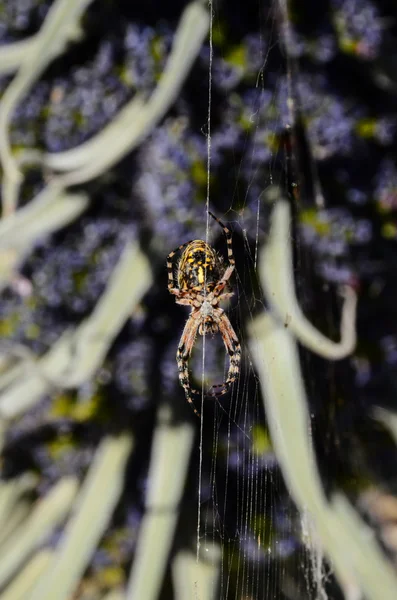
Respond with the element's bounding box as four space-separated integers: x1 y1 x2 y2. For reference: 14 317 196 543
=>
126 405 195 600
29 436 133 600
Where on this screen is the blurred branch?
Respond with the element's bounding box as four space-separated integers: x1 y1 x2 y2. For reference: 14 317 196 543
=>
0 0 95 216
53 239 153 387
249 219 397 600
0 474 38 535
126 405 195 600
262 196 357 359
0 343 45 387
172 547 222 600
1 151 45 225
249 312 397 600
0 330 75 420
0 477 78 588
0 26 83 77
0 37 44 76
0 239 152 419
29 435 133 600
101 590 126 600
332 493 397 599
44 0 210 184
373 407 397 444
0 549 53 600
0 183 89 292
0 498 32 550
44 95 145 174
249 313 328 521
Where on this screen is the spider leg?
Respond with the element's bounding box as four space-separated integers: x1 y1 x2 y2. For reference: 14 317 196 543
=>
176 314 202 418
217 292 234 302
176 296 201 308
206 312 241 397
208 211 236 298
213 265 235 296
208 211 235 267
166 241 194 293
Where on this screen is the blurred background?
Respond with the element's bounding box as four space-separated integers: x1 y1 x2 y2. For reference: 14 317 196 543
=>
0 0 397 598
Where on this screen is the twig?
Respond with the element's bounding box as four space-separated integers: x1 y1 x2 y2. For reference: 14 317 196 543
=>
262 199 357 359
172 547 222 600
29 436 133 600
45 1 210 185
0 477 78 588
0 0 96 216
0 550 53 600
126 405 195 600
0 240 152 418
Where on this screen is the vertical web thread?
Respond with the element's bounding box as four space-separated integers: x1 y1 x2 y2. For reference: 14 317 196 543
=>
197 0 213 565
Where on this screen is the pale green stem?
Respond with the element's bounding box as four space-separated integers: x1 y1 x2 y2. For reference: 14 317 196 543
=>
0 421 8 465
172 547 222 600
0 184 88 292
126 405 195 600
0 344 42 391
373 408 397 444
51 239 153 388
249 312 397 600
0 239 152 418
262 199 357 359
0 477 78 588
0 183 87 248
44 1 209 184
2 150 46 216
0 330 74 419
333 493 397 600
0 24 83 76
0 362 23 393
101 590 126 600
44 95 145 173
0 0 95 215
29 436 132 600
0 550 53 600
0 500 32 549
0 474 38 537
0 37 41 76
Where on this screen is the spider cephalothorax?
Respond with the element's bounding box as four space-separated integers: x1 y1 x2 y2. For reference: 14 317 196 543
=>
167 212 241 417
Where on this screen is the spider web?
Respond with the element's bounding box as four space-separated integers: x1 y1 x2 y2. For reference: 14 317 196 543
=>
194 2 348 599
0 0 394 599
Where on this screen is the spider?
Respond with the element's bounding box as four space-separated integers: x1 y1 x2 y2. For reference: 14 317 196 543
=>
167 211 241 417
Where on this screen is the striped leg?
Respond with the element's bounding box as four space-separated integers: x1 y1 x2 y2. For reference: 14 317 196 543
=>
206 312 241 397
207 213 239 397
208 211 235 267
176 314 202 418
213 266 235 296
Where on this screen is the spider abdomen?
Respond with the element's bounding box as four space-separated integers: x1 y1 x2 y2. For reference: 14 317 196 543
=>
178 240 222 291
